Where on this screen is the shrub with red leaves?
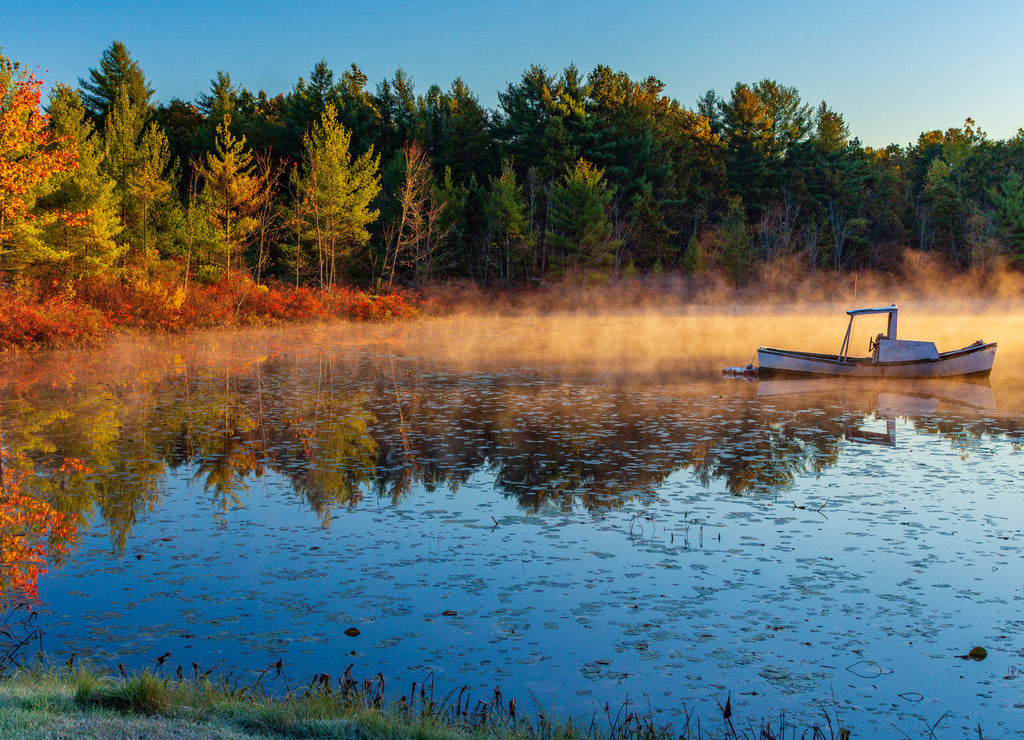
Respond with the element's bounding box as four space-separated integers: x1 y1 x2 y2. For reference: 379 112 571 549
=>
0 272 422 351
0 285 110 349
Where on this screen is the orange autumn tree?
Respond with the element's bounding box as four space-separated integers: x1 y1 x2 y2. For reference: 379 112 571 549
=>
0 54 79 275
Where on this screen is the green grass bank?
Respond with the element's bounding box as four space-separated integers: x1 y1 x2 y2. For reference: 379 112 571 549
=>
0 663 855 740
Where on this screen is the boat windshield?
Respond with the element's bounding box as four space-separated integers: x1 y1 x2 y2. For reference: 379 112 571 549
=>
839 305 897 361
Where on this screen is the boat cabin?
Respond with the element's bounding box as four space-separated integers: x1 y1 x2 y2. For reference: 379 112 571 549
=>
838 305 939 364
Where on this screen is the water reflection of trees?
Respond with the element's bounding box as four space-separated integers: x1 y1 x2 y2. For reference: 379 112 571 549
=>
0 436 80 607
692 409 846 495
1 352 1020 556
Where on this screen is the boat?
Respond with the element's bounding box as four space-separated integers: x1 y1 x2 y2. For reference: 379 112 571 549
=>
756 305 996 379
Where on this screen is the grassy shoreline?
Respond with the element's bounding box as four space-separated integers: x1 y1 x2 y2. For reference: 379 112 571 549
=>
0 665 722 740
0 659 860 740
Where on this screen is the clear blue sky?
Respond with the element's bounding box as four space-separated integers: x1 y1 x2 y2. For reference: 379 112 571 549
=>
4 0 1023 149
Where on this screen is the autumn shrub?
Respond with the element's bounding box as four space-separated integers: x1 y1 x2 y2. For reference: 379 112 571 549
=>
185 279 240 328
329 285 420 321
217 277 421 324
73 275 185 332
0 271 422 351
0 285 111 349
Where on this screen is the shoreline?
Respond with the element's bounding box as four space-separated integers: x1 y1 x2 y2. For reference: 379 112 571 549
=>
4 258 1022 355
0 662 846 740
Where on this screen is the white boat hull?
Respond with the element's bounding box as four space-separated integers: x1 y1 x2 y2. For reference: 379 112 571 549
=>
757 342 996 379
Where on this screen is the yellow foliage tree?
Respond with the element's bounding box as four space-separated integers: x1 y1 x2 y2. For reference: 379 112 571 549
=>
198 115 265 273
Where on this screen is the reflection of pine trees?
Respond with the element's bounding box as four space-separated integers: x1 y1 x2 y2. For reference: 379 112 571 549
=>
691 406 846 495
0 352 1018 553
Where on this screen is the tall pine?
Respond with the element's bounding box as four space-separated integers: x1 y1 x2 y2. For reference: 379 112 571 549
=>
292 103 380 286
37 83 122 278
198 115 263 273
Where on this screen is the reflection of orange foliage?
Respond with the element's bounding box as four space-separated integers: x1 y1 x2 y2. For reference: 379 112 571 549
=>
0 452 80 608
289 419 315 457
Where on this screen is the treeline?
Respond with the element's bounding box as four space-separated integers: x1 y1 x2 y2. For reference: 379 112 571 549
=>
4 41 1024 292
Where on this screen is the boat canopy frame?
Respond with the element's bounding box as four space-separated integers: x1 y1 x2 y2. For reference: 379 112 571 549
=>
838 305 897 362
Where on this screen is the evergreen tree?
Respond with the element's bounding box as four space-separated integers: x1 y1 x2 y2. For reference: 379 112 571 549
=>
494 65 583 183
719 82 777 215
198 71 240 123
988 169 1024 262
292 103 381 286
37 83 122 277
78 41 154 125
583 66 684 269
812 101 850 153
720 195 754 281
487 159 533 282
545 159 620 278
196 71 243 153
155 98 206 197
335 64 380 158
198 115 263 272
375 68 421 160
421 78 495 184
129 122 174 273
104 86 174 273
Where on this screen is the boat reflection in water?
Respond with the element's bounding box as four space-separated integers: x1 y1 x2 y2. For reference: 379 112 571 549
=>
757 377 996 447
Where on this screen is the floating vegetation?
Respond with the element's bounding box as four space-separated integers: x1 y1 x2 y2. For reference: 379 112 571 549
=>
1 316 1022 736
956 646 989 661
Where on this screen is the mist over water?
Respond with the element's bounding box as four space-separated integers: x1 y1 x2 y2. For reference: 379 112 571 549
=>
359 299 1024 396
3 302 1023 736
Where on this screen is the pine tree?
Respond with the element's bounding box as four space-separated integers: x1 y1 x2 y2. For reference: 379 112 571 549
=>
292 103 380 286
129 122 174 273
104 86 173 273
78 41 154 125
198 115 263 273
545 158 620 278
36 83 122 277
988 169 1024 263
487 159 533 281
196 71 241 152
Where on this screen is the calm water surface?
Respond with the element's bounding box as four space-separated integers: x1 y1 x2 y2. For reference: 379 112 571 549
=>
2 310 1023 737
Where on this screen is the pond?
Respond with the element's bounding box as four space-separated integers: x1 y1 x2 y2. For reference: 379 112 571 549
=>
2 305 1023 736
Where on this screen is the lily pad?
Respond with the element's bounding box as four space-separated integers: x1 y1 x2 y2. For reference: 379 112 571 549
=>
344 627 360 637
955 646 988 661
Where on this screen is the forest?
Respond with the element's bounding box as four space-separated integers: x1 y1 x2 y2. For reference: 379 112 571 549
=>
3 41 1024 346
